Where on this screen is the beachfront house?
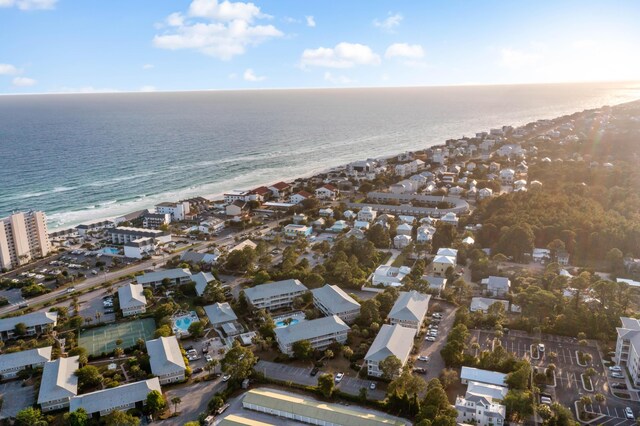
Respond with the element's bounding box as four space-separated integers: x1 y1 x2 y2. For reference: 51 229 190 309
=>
155 201 190 221
146 336 186 384
365 324 416 378
311 284 361 324
38 356 79 412
274 315 350 356
244 279 308 311
289 191 313 205
117 283 147 317
315 184 339 200
268 182 292 199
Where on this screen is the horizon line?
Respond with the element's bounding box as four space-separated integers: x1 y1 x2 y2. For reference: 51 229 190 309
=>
1 78 640 97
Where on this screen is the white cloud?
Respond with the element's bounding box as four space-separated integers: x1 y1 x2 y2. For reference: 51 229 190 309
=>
305 15 315 27
500 48 542 70
385 43 424 59
243 68 265 82
373 12 402 32
50 86 120 94
0 0 56 10
0 63 19 75
154 0 283 60
12 76 37 87
323 72 353 85
139 85 157 92
300 42 381 69
142 64 155 70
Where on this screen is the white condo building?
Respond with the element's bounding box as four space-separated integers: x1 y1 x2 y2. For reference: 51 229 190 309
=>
614 317 640 386
0 211 51 270
388 291 431 330
274 315 350 356
244 279 308 311
311 284 361 324
364 324 416 377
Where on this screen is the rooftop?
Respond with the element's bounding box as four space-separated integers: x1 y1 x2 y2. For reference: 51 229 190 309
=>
117 283 147 310
204 302 238 325
388 291 431 323
364 324 416 363
460 366 507 387
244 279 308 302
0 346 52 373
136 268 192 285
311 284 360 314
0 311 58 333
38 356 79 405
274 315 349 346
146 336 186 377
70 378 162 415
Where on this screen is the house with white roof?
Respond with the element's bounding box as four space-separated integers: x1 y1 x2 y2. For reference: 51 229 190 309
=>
244 279 308 311
268 182 292 199
388 291 431 330
532 248 551 263
69 378 162 416
117 283 147 317
440 212 459 226
398 215 416 224
372 265 411 287
180 250 219 265
432 254 456 276
353 220 370 230
482 276 511 298
0 346 52 379
318 208 334 218
0 311 58 341
38 356 79 411
204 302 238 327
470 297 509 314
425 275 447 294
396 223 413 236
315 185 339 200
394 234 412 249
358 206 377 222
192 272 216 297
290 191 313 205
478 188 494 200
499 168 515 185
460 366 508 386
462 236 475 245
455 388 506 426
364 324 417 377
329 220 349 233
146 336 186 384
416 225 435 243
274 315 350 356
342 210 356 220
312 284 361 324
136 268 192 288
614 317 640 386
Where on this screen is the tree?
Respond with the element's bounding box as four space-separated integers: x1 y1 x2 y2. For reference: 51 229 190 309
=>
154 324 173 338
146 390 167 415
606 248 624 273
358 299 382 326
188 320 205 337
432 223 457 252
388 369 427 396
580 395 592 406
317 373 335 398
439 368 459 390
221 341 256 381
16 407 47 426
171 396 182 414
14 322 27 336
64 408 89 426
506 361 531 390
75 365 103 389
503 390 534 421
379 355 402 380
103 410 140 426
292 339 314 360
367 224 391 248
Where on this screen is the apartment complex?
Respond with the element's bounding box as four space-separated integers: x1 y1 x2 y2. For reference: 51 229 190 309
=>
388 291 431 330
0 211 50 270
311 284 361 324
244 279 308 311
614 317 640 386
0 346 52 379
117 283 147 316
274 315 350 356
38 356 79 411
69 378 162 416
365 324 416 378
146 336 186 384
0 311 58 341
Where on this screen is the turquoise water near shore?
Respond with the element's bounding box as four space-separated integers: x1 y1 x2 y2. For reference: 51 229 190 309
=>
1 82 639 229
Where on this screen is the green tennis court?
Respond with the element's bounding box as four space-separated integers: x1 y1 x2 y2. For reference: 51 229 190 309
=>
78 318 156 356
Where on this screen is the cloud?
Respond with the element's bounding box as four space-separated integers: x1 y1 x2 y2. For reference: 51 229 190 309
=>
323 72 353 85
0 0 56 10
243 68 265 81
50 86 120 94
142 64 155 70
373 12 402 32
0 63 19 75
305 15 315 27
500 48 542 70
154 0 283 60
139 85 157 92
385 43 424 59
300 42 381 69
12 76 37 87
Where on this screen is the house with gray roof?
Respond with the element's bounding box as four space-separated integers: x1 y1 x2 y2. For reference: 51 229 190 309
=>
0 311 58 341
180 250 219 265
364 324 416 377
204 302 238 326
244 279 308 311
482 276 511 298
191 272 215 296
460 367 507 386
388 291 431 330
38 356 79 411
311 284 360 324
146 336 186 384
70 377 162 416
117 283 147 317
274 315 349 356
136 268 192 288
0 346 52 379
455 391 506 426
470 297 509 314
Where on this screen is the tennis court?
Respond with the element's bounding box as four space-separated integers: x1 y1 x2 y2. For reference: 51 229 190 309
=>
78 318 156 356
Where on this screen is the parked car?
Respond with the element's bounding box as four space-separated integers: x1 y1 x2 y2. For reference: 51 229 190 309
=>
335 372 345 383
310 367 319 376
205 354 213 363
611 382 626 389
625 407 635 420
369 382 376 390
609 365 622 372
418 356 430 362
413 367 427 375
222 375 231 382
611 372 624 379
538 343 545 353
425 336 436 342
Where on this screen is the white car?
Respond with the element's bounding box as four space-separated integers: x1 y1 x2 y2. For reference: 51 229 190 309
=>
205 354 213 363
611 372 625 379
425 336 436 342
625 407 635 420
222 375 231 382
538 343 545 353
418 356 430 362
335 372 345 383
609 365 622 372
369 382 376 390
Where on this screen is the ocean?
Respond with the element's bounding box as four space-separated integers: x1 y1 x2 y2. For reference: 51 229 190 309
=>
1 82 639 230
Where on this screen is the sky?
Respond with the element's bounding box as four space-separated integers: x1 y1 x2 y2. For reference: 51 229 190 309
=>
1 0 639 94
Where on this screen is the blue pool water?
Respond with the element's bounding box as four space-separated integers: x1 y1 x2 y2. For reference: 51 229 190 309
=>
101 247 119 255
275 319 300 328
173 313 198 332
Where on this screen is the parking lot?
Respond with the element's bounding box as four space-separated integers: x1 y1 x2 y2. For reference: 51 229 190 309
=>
255 360 386 400
416 301 457 382
0 381 36 420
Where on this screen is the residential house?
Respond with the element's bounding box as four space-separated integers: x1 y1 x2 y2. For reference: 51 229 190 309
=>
396 223 413 236
244 279 308 311
180 250 219 265
268 182 292 199
248 186 271 202
532 248 551 263
478 188 493 200
460 367 507 386
312 284 361 324
358 206 377 222
283 224 312 239
69 378 162 416
315 185 339 200
156 201 190 221
353 220 370 230
198 218 225 234
204 302 238 328
0 347 51 379
0 311 58 341
394 234 412 249
455 389 506 426
432 254 456 276
372 265 411 287
292 213 307 224
557 250 570 265
388 291 431 330
38 356 79 411
470 297 509 314
318 208 334 217
364 324 417 377
482 276 511 298
226 200 249 218
117 283 147 317
425 275 447 294
123 237 156 259
416 225 435 243
499 169 515 185
329 220 349 233
440 212 459 226
146 336 186 384
224 190 250 204
274 315 350 356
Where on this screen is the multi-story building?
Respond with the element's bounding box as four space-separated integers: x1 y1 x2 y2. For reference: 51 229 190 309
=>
142 212 171 229
312 284 361 324
283 224 312 239
69 378 162 416
136 268 192 288
224 190 250 204
146 336 186 384
0 211 51 270
365 324 416 377
118 283 147 316
357 206 377 222
38 356 79 411
155 201 190 221
455 388 506 426
274 315 350 356
0 346 52 379
388 291 431 330
0 311 58 341
108 227 171 245
244 279 308 311
614 317 640 386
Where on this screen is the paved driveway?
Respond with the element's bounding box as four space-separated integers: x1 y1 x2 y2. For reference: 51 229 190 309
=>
417 301 457 382
0 381 36 420
255 360 386 400
158 379 227 425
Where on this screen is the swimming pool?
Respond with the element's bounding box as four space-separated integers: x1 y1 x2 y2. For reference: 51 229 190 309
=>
101 247 120 255
172 311 199 334
273 312 306 328
275 318 300 328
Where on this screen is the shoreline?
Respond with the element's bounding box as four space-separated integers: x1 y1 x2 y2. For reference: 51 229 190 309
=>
36 96 640 232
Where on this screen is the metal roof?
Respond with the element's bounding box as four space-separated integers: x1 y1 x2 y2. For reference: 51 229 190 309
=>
244 279 307 303
0 311 58 333
37 356 79 404
204 302 238 325
117 283 147 310
0 346 52 373
146 336 186 377
311 285 360 314
364 324 416 363
274 315 349 345
388 291 430 323
69 378 161 414
136 268 191 285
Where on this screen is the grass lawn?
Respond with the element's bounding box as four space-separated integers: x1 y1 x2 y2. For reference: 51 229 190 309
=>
79 318 156 356
391 253 407 267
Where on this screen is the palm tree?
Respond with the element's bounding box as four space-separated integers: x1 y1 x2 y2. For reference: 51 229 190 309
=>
94 312 102 324
85 317 93 325
171 396 182 414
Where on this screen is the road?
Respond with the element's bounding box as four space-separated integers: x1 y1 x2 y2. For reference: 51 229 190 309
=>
158 379 227 425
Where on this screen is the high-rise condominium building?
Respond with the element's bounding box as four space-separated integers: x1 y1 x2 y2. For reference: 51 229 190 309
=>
0 211 51 270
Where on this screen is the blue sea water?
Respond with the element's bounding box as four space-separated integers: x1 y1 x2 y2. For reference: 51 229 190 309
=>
0 82 639 229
